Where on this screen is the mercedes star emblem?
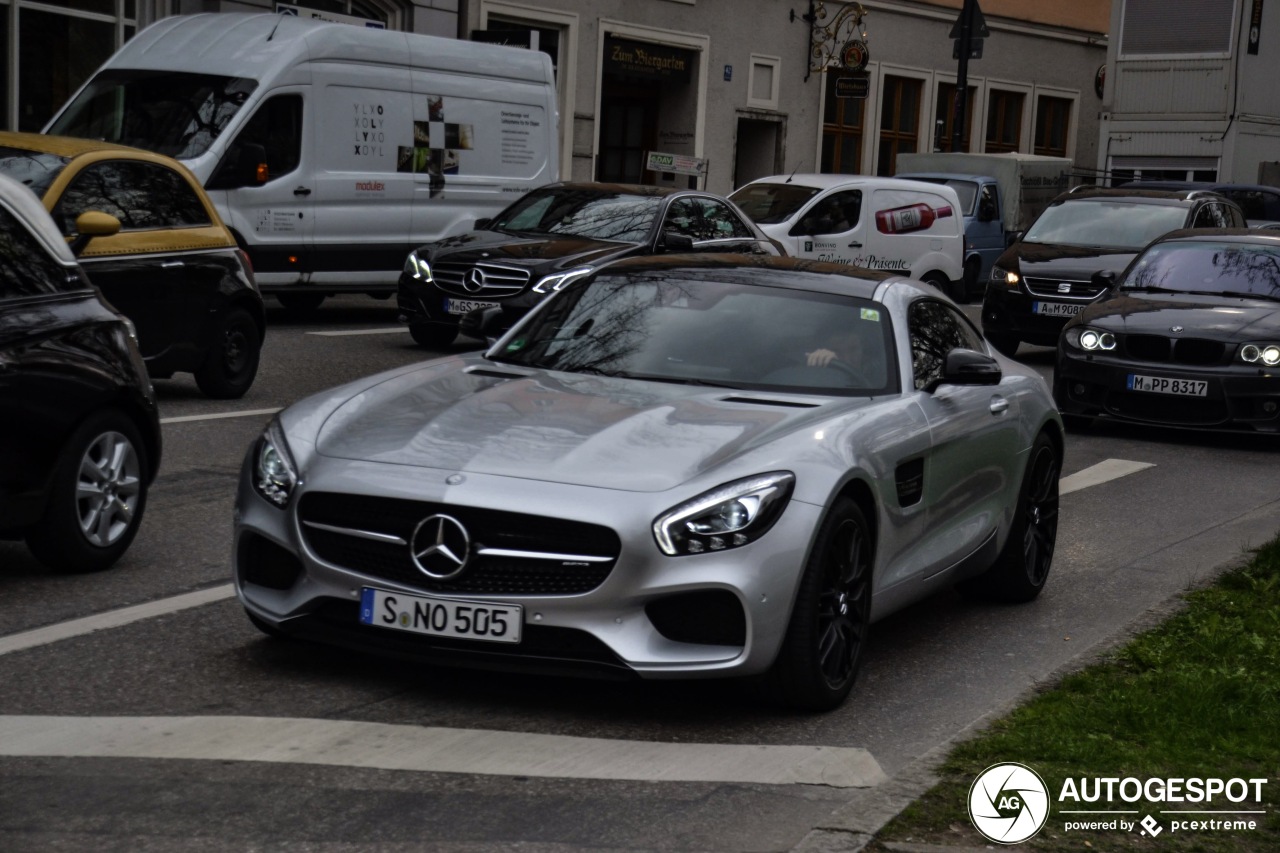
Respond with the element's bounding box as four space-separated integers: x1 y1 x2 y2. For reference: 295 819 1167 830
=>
409 514 471 579
463 267 487 293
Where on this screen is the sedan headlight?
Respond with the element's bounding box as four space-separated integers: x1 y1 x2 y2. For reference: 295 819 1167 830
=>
253 419 299 507
1065 326 1117 352
532 266 593 294
653 472 794 556
991 265 1020 286
1240 343 1280 366
403 250 432 282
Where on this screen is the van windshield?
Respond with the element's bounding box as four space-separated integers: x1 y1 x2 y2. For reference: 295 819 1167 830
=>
47 70 259 160
728 183 821 224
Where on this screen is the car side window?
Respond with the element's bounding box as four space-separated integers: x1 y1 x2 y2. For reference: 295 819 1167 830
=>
908 299 985 390
1191 203 1227 229
0 206 77 298
978 184 999 220
798 190 862 236
1226 204 1247 228
53 161 211 235
663 198 707 240
694 198 755 239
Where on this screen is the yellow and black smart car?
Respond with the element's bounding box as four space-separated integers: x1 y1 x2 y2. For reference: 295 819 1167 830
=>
0 132 264 398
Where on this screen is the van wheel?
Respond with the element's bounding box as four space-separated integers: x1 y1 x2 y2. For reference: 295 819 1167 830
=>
195 307 261 399
920 272 950 298
410 321 459 349
276 293 325 312
26 410 149 573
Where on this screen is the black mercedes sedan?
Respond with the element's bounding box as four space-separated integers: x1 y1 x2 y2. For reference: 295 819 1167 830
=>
396 182 780 347
0 174 161 572
1055 229 1280 434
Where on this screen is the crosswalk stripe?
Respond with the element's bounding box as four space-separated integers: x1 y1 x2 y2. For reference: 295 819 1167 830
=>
1059 458 1155 495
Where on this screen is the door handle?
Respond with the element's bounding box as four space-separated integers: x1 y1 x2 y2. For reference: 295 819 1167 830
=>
989 396 1009 415
294 186 312 197
847 241 862 248
161 261 185 269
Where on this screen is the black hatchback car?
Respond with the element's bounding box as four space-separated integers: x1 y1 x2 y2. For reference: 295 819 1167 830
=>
982 187 1247 357
1056 229 1280 434
0 174 161 572
396 181 780 347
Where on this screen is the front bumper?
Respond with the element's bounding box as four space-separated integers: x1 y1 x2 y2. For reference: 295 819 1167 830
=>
233 454 821 680
396 274 542 334
982 284 1100 348
1055 350 1280 432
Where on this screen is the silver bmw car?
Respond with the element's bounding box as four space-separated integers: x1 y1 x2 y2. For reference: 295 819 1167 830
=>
235 255 1063 710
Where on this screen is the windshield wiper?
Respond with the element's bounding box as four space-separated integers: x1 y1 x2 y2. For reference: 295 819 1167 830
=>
1122 285 1182 294
623 373 746 389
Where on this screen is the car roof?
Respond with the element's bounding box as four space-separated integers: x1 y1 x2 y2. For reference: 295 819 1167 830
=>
1153 227 1280 246
544 181 685 198
591 253 898 300
0 173 77 264
0 131 158 160
896 172 1000 183
1053 186 1230 205
1120 180 1280 194
740 174 958 193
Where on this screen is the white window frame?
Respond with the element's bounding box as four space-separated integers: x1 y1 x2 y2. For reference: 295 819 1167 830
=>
746 53 781 111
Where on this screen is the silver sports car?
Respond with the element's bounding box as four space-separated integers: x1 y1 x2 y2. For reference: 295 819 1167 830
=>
235 255 1063 710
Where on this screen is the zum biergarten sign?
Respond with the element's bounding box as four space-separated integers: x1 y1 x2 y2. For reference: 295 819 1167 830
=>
604 35 694 83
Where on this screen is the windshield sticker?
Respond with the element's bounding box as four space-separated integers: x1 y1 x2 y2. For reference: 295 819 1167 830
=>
860 308 881 322
505 338 527 352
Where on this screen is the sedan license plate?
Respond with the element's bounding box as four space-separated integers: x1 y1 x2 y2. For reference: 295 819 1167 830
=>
1127 374 1208 397
444 298 499 316
1032 301 1084 317
359 587 522 643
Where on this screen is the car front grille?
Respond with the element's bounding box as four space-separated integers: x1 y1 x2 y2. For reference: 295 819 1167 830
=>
1122 335 1228 365
433 261 530 298
298 492 620 596
1023 277 1108 301
1104 391 1228 425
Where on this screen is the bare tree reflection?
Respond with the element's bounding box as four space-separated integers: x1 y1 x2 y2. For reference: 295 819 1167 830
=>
495 189 662 243
1128 243 1280 299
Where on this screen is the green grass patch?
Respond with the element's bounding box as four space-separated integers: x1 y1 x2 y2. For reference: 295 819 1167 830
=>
871 536 1280 852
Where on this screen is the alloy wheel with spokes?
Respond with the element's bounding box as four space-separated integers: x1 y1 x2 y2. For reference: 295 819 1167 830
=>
816 516 872 689
75 429 143 547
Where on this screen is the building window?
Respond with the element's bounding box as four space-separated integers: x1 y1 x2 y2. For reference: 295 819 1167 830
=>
1121 0 1235 56
1034 96 1072 158
934 83 975 152
747 55 780 110
877 75 921 176
821 72 864 174
985 90 1024 153
16 7 124 132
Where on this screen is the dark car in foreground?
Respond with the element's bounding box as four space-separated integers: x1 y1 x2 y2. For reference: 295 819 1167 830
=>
0 174 160 572
1056 229 1280 434
982 187 1246 357
396 181 779 347
238 254 1062 711
0 132 264 398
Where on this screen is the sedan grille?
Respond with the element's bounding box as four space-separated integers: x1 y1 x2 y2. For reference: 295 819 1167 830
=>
1023 277 1109 301
298 492 620 596
433 261 530 298
1122 335 1228 365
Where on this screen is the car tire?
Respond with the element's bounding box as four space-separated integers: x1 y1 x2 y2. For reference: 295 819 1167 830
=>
276 293 325 312
25 410 149 573
986 332 1020 358
921 272 952 300
409 321 459 349
957 432 1060 603
195 307 261 399
767 497 874 711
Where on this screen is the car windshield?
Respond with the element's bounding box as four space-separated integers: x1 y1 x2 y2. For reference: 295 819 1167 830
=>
1023 199 1189 250
490 187 663 243
491 273 896 395
46 69 258 159
1123 241 1280 300
0 147 69 197
728 183 823 224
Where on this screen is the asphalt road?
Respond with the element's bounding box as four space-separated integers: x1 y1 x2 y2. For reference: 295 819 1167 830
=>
1 296 1276 852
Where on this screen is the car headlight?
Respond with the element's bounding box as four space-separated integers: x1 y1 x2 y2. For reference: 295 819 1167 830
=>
1240 343 1280 366
532 266 593 294
991 265 1019 286
403 250 432 282
253 419 299 507
1065 326 1117 352
653 472 794 556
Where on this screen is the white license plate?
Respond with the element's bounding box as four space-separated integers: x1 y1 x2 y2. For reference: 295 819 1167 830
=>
359 587 522 643
1032 301 1085 317
1127 374 1208 397
444 298 499 316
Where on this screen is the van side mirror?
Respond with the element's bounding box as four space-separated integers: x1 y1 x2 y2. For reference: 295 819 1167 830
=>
1091 270 1118 289
69 211 122 257
662 231 695 252
926 348 1002 392
209 142 268 189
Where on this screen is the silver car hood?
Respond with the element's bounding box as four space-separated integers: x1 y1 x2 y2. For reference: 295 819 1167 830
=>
314 356 855 492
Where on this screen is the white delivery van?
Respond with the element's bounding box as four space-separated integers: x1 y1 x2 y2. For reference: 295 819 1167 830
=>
729 175 965 299
45 13 559 309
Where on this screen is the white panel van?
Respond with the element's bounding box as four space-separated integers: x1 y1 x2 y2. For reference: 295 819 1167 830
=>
45 13 559 310
729 175 965 299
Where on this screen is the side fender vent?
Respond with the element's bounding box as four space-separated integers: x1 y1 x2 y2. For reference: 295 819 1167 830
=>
895 458 925 507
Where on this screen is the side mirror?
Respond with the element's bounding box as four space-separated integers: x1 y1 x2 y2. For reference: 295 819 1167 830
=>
209 142 267 189
662 231 695 252
69 211 122 257
474 218 492 230
1005 230 1024 247
1091 270 1118 290
927 347 1002 392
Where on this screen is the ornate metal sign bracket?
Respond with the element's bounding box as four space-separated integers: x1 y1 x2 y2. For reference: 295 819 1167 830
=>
792 1 870 81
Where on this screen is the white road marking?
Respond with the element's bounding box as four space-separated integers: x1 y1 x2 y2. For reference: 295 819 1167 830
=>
306 327 406 337
161 408 282 425
0 715 887 788
1059 458 1155 496
0 585 234 658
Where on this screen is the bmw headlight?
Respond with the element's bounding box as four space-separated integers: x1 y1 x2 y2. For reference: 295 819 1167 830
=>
1240 343 1280 366
1066 326 1117 352
403 250 432 282
253 419 298 508
991 265 1020 286
532 266 593 294
653 472 795 556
